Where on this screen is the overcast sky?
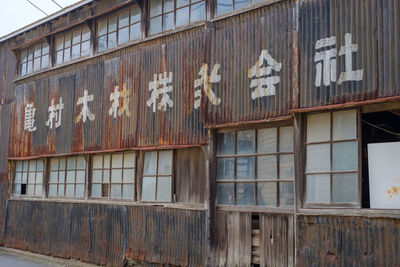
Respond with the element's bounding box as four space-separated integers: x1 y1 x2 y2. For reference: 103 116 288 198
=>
0 0 84 38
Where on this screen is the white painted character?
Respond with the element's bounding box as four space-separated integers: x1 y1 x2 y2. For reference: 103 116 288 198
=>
248 50 281 99
108 83 131 118
75 90 95 123
46 97 64 129
146 72 173 112
24 102 37 132
337 33 363 85
194 63 221 109
314 36 337 87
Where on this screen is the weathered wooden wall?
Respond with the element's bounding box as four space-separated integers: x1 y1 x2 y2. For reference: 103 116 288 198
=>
297 215 400 266
2 200 206 266
0 104 10 232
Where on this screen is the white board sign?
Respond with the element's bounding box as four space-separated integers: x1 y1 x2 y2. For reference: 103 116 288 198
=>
368 142 400 209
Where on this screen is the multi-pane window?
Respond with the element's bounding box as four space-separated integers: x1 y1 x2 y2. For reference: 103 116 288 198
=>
91 152 136 199
142 150 173 202
55 26 91 65
97 6 141 52
216 0 260 16
149 0 205 35
19 42 49 76
13 160 44 197
216 127 294 207
305 109 359 205
49 156 86 198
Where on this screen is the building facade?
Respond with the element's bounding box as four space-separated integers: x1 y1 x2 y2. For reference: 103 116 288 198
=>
0 0 399 266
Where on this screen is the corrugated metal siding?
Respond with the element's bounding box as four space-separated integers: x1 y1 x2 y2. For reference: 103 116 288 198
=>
0 104 10 232
206 1 297 124
298 0 400 108
297 215 400 266
2 200 206 267
0 43 16 104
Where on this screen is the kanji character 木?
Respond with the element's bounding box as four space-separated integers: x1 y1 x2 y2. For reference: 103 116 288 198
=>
75 90 95 123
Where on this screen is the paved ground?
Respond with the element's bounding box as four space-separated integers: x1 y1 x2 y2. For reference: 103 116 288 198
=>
0 247 98 267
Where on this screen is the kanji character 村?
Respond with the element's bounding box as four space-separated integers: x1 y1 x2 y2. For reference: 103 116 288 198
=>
194 63 221 109
46 97 64 129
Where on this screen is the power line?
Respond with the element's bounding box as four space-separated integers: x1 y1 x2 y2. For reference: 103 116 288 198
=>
51 0 63 9
25 0 48 16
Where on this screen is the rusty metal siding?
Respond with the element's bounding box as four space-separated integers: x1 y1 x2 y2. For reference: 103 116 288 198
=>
297 215 400 266
298 0 400 108
206 1 297 125
0 104 10 232
0 43 17 104
2 200 206 266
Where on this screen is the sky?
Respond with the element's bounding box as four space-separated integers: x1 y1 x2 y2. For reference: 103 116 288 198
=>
0 0 84 38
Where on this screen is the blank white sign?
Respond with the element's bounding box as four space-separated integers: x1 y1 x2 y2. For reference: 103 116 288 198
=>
368 142 400 209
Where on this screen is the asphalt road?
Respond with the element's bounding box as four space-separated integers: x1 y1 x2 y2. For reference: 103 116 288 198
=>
0 249 65 267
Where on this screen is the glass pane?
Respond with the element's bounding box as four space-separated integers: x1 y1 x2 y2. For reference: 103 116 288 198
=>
190 1 205 23
29 160 36 171
103 170 110 183
35 186 42 197
56 51 63 64
81 41 90 56
112 154 123 168
131 6 141 23
332 173 358 203
236 183 255 206
217 183 234 205
98 19 108 36
36 172 43 184
234 0 249 10
332 109 357 141
217 158 234 180
122 184 134 198
72 44 80 59
217 0 233 16
34 44 42 57
149 17 162 35
124 152 135 168
22 172 27 183
15 172 22 183
177 0 189 8
258 128 277 153
237 157 255 179
279 126 294 152
92 170 103 183
28 49 34 60
163 13 174 31
27 61 33 73
56 36 64 50
76 171 85 183
217 132 235 155
33 58 41 71
41 55 49 68
42 43 49 54
16 161 23 171
157 177 172 201
64 34 71 48
280 155 294 180
176 7 189 27
104 155 111 168
111 169 122 183
20 50 28 63
144 151 157 175
257 182 277 207
123 169 135 183
82 27 90 41
77 156 86 169
28 172 35 184
27 184 35 196
72 29 81 44
20 63 26 76
57 184 64 196
67 171 75 183
332 141 358 171
279 182 294 207
158 150 172 175
306 174 330 203
49 184 57 196
14 184 21 195
142 177 156 201
118 27 130 45
257 156 277 180
93 155 103 169
59 172 65 183
119 10 130 28
108 32 117 49
306 144 330 172
91 184 101 197
109 16 118 32
59 157 66 170
63 48 71 62
307 113 331 142
76 184 84 198
130 23 141 41
150 0 162 17
111 184 122 198
164 0 174 12
98 36 107 52
237 130 255 154
36 160 44 171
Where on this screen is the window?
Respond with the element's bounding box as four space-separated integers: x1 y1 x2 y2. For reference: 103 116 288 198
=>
97 6 141 52
149 0 205 35
142 150 173 202
19 42 49 76
305 109 359 206
216 0 261 16
49 156 86 198
91 152 136 199
216 127 294 207
13 159 44 197
55 26 91 65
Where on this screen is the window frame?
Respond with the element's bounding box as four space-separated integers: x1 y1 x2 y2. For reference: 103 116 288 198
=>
18 41 50 77
55 25 91 65
303 108 362 209
12 159 45 198
216 122 295 208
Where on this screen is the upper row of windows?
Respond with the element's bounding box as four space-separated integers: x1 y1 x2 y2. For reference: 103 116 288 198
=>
18 0 264 77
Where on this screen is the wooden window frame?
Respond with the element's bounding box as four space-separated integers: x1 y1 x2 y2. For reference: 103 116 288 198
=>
55 26 91 65
19 42 50 76
12 159 45 198
303 108 362 208
216 124 295 208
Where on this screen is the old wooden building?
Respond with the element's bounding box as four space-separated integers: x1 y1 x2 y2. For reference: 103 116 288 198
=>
0 0 399 266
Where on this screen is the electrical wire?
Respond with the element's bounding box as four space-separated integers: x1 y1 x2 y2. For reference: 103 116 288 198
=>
25 0 48 16
362 119 400 137
51 0 63 9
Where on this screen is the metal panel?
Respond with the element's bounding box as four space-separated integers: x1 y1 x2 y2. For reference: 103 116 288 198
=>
297 215 400 266
0 104 10 232
298 0 400 108
2 200 206 266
